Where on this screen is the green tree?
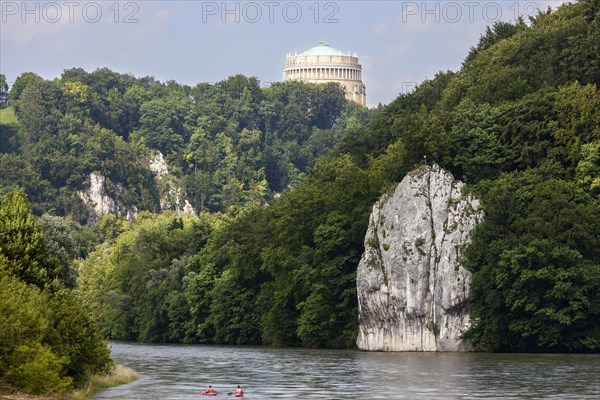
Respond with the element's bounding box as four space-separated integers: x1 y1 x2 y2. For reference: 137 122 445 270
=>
135 96 194 157
0 189 60 287
0 190 112 394
447 99 506 182
8 72 43 108
16 79 64 136
464 170 600 352
78 212 206 342
576 141 600 196
548 82 600 168
38 214 79 288
0 269 72 394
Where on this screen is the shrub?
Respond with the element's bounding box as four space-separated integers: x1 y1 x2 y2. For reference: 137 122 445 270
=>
5 344 72 394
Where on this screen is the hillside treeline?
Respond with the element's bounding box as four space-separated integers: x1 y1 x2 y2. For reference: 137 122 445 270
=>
76 0 599 351
1 1 598 378
1 71 371 221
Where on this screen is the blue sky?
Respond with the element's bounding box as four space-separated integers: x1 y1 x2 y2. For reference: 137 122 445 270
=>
1 1 563 106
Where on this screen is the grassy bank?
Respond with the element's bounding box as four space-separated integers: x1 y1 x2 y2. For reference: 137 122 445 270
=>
0 107 17 125
0 365 137 400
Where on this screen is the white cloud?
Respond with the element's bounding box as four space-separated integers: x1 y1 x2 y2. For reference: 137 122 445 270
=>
1 4 86 46
0 2 179 46
372 21 389 36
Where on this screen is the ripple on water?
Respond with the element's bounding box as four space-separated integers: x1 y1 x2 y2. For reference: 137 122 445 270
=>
91 343 600 400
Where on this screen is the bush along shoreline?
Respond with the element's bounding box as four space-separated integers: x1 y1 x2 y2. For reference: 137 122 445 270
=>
0 364 137 400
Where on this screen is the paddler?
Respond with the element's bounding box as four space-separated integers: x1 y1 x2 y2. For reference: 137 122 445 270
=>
202 385 218 395
233 385 244 396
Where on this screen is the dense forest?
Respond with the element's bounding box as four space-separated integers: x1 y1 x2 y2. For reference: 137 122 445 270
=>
1 69 372 220
1 2 599 393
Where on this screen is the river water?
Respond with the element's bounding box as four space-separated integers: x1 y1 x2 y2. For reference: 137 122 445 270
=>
92 342 599 399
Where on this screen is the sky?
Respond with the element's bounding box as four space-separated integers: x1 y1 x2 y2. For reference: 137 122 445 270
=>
1 0 565 107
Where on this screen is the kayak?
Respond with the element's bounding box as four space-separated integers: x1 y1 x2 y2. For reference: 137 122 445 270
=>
201 391 218 396
235 394 244 398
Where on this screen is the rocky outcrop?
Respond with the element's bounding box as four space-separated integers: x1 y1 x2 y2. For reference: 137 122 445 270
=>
149 152 196 217
356 165 482 351
78 172 138 224
77 153 195 224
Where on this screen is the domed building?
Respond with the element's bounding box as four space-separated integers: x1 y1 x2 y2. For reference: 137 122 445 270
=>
283 42 367 107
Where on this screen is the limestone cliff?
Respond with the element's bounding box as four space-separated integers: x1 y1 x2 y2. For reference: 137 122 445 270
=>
149 152 196 217
356 165 482 351
78 152 195 224
78 172 138 224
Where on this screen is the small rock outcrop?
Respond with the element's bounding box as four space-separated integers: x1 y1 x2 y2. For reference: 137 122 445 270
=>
78 172 138 224
149 152 196 217
356 165 482 351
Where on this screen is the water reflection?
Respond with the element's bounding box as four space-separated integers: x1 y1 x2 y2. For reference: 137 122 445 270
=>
91 342 600 399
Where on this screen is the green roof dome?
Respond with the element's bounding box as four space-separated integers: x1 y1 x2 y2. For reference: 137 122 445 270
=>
299 42 345 56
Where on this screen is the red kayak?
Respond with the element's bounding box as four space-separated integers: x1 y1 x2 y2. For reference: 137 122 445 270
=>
200 391 218 396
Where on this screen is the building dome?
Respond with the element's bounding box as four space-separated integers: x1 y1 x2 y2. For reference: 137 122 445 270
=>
298 42 344 56
283 42 367 107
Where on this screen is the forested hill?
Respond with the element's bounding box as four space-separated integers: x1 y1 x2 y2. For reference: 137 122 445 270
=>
340 0 599 351
76 0 597 351
0 72 372 221
0 1 598 381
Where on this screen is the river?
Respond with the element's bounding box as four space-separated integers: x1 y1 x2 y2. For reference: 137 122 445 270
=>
91 342 599 399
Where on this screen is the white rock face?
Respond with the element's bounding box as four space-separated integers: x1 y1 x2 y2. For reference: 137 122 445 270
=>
149 151 169 178
150 152 196 217
356 165 482 351
78 172 138 224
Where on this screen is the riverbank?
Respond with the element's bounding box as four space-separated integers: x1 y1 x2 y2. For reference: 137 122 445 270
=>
0 365 137 400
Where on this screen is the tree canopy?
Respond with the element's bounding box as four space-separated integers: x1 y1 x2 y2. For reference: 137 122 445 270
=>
2 0 598 361
76 0 599 352
0 189 112 394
